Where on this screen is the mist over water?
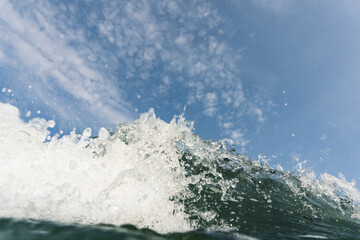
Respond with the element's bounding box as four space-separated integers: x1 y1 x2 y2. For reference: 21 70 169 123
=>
0 102 360 239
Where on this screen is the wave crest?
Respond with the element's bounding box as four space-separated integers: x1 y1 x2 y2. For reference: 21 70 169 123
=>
0 102 359 236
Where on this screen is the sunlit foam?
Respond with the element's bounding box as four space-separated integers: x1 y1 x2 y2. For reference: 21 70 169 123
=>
0 103 192 233
0 102 359 234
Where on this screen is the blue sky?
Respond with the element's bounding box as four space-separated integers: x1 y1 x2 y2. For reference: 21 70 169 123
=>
0 0 359 183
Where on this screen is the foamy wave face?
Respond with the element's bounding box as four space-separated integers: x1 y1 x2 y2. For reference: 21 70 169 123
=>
0 103 193 233
0 102 360 235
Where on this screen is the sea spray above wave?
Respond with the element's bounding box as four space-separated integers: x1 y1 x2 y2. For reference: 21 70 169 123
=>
0 102 359 237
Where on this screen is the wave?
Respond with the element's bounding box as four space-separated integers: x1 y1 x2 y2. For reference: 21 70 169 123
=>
0 102 359 238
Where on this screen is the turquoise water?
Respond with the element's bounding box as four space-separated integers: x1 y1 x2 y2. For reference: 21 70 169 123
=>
0 104 359 239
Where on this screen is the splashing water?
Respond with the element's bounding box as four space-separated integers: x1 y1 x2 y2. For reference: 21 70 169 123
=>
0 102 360 239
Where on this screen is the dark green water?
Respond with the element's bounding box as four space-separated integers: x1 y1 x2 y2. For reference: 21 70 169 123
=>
0 218 257 240
1 216 359 239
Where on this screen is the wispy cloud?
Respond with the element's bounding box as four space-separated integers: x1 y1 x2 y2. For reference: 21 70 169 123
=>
0 0 134 127
320 134 327 141
203 92 217 117
225 128 249 148
0 0 269 144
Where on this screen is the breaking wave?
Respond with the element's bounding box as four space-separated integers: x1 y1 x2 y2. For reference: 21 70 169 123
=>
0 102 359 239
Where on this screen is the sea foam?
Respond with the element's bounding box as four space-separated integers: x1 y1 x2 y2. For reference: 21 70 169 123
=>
0 103 192 233
0 102 359 235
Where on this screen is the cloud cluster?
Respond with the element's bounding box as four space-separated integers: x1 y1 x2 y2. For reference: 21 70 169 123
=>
0 0 268 144
0 0 134 126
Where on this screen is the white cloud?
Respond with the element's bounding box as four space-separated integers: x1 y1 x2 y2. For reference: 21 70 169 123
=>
144 48 156 61
251 106 265 122
93 0 268 142
190 62 207 75
223 122 233 129
229 129 248 147
205 92 217 102
204 92 218 117
0 0 134 126
233 86 246 108
320 134 327 141
0 0 269 144
162 76 171 85
204 107 216 117
167 1 181 16
175 34 187 46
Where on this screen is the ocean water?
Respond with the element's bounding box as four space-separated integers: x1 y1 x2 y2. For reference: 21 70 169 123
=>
0 102 359 239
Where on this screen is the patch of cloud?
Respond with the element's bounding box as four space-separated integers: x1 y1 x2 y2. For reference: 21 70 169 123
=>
204 92 217 117
0 0 270 144
223 122 233 129
232 84 246 108
0 0 134 128
320 134 328 141
162 76 171 86
227 128 249 147
251 106 265 122
175 34 188 46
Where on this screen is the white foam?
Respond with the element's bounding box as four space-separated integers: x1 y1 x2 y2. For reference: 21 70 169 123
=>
0 103 192 233
297 235 327 239
295 169 360 219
